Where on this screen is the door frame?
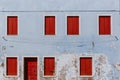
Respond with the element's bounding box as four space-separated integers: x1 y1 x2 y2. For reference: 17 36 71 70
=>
43 56 56 77
22 56 39 80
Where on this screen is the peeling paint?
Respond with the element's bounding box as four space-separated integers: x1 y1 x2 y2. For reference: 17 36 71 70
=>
0 54 120 80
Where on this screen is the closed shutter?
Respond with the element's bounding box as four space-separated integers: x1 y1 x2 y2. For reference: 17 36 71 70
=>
6 57 17 76
99 16 111 35
44 57 55 76
67 16 79 35
45 16 55 35
7 16 18 35
80 57 92 76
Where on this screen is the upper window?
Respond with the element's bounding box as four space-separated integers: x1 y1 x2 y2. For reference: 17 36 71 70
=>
6 57 18 76
99 16 111 35
67 16 79 35
7 16 18 35
80 57 93 77
45 16 55 35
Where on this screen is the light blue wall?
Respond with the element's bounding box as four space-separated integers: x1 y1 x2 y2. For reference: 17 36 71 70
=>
0 0 120 64
0 0 119 10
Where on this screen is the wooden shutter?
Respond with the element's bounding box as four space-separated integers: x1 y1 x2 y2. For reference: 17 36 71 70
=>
45 16 55 35
80 57 92 76
44 57 55 76
67 16 79 35
7 16 18 35
6 57 17 76
99 16 111 35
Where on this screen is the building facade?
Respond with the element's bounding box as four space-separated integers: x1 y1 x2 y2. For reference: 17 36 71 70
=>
0 0 120 80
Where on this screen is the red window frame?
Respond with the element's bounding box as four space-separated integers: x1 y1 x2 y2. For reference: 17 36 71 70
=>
99 16 111 35
6 57 18 76
80 57 93 77
67 16 79 35
45 16 55 35
44 57 55 76
7 16 18 35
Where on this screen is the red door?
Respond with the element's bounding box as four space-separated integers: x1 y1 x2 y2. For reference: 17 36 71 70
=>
24 58 37 80
80 57 92 76
44 57 55 76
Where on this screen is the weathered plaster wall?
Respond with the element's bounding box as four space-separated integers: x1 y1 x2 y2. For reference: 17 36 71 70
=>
0 54 119 80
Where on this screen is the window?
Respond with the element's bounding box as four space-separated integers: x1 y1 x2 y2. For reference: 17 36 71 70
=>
45 16 55 35
44 57 55 76
67 16 79 35
6 57 18 76
99 16 111 35
7 16 18 35
80 57 93 77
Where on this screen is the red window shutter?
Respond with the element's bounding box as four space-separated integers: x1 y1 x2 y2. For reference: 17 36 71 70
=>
80 57 92 76
105 16 111 34
99 16 111 35
45 16 55 35
99 16 105 35
67 16 79 35
6 57 17 76
44 57 55 76
80 58 86 75
7 16 18 35
85 58 92 75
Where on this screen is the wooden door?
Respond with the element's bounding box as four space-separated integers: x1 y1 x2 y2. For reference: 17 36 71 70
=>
24 58 37 80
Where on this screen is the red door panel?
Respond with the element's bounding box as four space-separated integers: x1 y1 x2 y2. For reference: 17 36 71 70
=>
6 57 17 76
7 16 18 35
45 16 55 35
24 58 37 80
67 16 79 35
44 57 55 76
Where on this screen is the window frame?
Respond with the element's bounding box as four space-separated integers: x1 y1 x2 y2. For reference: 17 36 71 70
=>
66 15 80 35
98 14 112 35
7 16 18 36
5 56 19 77
79 56 94 77
44 16 56 35
43 56 56 77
